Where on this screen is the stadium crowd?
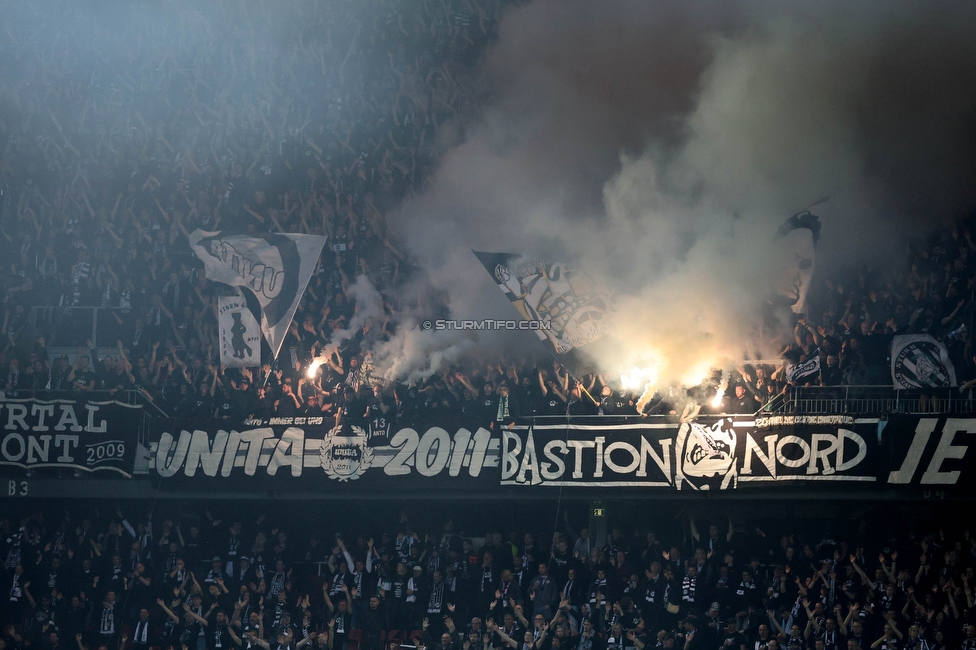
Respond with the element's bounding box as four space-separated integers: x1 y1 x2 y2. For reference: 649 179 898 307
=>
2 506 975 650
1 0 976 424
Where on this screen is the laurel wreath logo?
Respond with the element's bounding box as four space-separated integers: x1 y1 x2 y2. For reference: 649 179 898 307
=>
320 426 373 482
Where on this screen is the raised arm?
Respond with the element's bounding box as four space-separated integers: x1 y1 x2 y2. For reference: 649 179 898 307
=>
803 616 817 641
322 585 335 615
628 631 645 650
156 598 181 623
766 610 786 640
365 538 376 573
882 551 898 585
852 556 872 587
885 614 903 640
338 539 355 572
947 581 961 620
249 633 270 650
23 580 35 609
227 626 243 648
487 620 518 649
183 602 212 626
839 604 860 635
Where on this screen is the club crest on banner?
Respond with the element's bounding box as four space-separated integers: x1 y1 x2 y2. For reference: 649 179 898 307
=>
320 426 374 481
674 419 737 491
891 335 957 389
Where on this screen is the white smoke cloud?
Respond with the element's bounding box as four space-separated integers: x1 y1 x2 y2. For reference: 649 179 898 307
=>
380 0 976 387
327 275 386 349
371 324 475 385
307 275 386 380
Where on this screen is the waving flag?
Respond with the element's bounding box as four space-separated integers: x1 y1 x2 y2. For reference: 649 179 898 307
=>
190 230 326 360
891 335 957 389
785 351 821 385
473 251 615 354
774 210 822 314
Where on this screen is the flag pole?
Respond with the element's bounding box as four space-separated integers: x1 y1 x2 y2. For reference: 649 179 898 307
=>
540 349 598 407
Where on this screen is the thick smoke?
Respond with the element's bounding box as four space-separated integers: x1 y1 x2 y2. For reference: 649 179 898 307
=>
327 275 385 349
7 0 976 387
388 0 976 385
372 327 475 385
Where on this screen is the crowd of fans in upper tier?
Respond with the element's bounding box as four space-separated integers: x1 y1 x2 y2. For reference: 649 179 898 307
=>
2 0 975 421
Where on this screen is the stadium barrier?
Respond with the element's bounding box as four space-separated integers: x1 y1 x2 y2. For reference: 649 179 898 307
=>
767 385 976 416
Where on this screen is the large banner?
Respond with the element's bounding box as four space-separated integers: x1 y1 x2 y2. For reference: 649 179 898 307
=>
883 416 976 489
0 400 142 477
218 294 261 368
473 251 615 354
501 415 878 490
190 230 327 360
137 414 976 495
148 415 881 491
148 416 500 490
890 335 957 389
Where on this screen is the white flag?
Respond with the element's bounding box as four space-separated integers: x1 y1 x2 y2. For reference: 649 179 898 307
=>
190 230 326 360
891 335 957 389
218 295 261 368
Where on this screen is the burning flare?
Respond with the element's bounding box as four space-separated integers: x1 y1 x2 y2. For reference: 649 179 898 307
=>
307 358 325 379
620 361 660 414
710 370 730 408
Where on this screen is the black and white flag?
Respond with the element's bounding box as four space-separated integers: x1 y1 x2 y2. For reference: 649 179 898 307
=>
774 211 821 314
891 335 957 389
218 294 261 368
473 251 615 354
786 351 821 385
190 230 326 360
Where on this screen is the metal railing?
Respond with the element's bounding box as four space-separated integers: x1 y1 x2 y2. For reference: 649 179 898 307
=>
15 386 965 419
765 385 976 416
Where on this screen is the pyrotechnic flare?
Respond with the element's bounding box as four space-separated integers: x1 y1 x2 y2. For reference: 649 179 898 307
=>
710 370 730 409
306 359 324 379
621 364 659 413
635 382 656 414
